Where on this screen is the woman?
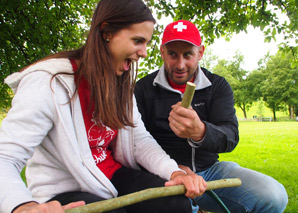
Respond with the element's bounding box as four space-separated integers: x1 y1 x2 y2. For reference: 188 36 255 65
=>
0 0 206 212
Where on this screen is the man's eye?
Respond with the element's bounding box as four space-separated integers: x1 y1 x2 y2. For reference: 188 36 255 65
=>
184 52 192 57
169 52 176 57
134 39 141 44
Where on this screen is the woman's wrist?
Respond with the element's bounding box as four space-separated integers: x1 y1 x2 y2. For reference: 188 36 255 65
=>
13 201 39 213
170 170 187 180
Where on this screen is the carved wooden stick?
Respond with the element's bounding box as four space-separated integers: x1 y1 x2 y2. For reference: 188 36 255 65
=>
66 178 241 213
181 82 196 108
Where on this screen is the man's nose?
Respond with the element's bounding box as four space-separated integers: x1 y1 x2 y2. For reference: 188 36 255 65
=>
177 57 185 70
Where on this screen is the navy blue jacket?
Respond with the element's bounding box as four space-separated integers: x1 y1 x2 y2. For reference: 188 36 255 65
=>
134 66 239 172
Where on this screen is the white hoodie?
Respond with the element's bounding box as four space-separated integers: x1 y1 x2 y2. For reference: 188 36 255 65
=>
0 58 180 213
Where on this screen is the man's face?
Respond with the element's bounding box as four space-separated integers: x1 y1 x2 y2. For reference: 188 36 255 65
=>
161 41 204 85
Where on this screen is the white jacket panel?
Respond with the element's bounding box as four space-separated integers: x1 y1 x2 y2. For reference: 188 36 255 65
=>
0 59 180 213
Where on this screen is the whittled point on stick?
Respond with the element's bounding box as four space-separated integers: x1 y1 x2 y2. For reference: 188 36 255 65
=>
181 82 196 108
65 178 241 213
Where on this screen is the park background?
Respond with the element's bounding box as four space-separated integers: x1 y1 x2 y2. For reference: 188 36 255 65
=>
1 0 297 212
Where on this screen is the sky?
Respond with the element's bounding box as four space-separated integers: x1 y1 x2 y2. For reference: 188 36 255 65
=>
207 26 282 71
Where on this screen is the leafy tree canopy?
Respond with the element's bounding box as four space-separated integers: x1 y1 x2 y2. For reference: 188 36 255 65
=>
212 51 254 118
0 0 97 108
1 0 297 109
260 51 298 119
147 0 297 44
209 49 298 119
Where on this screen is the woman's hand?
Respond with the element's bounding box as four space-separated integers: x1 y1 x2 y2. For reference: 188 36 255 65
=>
13 200 85 213
165 165 207 198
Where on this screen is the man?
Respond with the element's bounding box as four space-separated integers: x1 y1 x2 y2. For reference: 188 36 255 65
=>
134 20 288 212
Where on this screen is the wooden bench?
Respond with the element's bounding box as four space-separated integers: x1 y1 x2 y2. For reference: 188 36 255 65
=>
261 117 272 122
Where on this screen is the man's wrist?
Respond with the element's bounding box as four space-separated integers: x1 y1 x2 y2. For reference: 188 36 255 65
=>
189 136 204 143
191 121 206 142
187 135 205 148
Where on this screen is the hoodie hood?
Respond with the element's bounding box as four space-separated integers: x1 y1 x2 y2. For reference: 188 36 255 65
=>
5 58 75 95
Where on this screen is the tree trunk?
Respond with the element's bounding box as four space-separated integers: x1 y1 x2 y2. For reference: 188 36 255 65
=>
273 109 276 121
289 105 294 119
243 104 247 119
240 104 247 119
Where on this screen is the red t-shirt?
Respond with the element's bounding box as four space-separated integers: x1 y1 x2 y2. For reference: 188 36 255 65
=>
167 75 195 93
71 59 121 180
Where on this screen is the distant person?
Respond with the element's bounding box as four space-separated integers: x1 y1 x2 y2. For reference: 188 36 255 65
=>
135 20 288 212
0 5 207 213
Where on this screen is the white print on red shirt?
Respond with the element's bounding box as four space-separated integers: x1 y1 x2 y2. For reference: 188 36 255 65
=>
93 147 108 164
88 112 116 164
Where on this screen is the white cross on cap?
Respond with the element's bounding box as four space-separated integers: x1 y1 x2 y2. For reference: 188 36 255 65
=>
173 22 187 32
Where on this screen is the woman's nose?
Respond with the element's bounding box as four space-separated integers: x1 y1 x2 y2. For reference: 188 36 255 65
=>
137 45 147 58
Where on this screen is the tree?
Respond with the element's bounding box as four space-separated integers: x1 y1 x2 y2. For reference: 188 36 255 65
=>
200 48 218 70
0 0 97 108
261 51 298 119
245 69 264 103
255 98 265 119
213 51 253 118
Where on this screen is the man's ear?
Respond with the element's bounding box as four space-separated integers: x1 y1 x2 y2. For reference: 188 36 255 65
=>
198 45 205 60
160 46 165 60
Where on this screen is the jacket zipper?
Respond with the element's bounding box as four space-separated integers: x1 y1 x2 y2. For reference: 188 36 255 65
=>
192 147 196 173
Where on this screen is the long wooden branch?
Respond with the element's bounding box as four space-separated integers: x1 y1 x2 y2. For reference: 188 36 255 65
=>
66 178 241 213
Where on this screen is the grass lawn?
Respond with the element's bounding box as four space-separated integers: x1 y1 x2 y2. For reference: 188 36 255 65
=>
219 121 298 212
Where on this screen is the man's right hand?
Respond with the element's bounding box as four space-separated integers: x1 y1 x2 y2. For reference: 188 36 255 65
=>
169 102 206 141
13 200 85 213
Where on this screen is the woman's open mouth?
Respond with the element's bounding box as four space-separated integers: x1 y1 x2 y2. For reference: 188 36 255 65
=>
124 59 132 71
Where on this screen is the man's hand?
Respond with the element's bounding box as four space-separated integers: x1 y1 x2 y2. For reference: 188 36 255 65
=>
169 102 206 141
165 167 207 198
13 200 85 213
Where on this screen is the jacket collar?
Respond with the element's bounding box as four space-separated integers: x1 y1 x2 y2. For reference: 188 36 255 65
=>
153 63 211 93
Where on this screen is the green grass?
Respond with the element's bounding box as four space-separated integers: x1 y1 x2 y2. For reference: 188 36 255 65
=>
219 121 298 212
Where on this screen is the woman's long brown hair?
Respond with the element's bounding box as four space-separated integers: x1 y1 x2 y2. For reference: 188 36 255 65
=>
23 0 155 129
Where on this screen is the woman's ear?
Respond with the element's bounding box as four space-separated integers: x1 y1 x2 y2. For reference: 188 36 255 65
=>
100 22 109 31
101 22 111 41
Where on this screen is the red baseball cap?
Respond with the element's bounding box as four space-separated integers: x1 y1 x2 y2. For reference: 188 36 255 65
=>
161 20 202 47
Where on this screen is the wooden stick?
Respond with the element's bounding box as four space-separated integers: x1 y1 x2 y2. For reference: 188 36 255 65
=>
181 82 196 108
66 178 241 213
